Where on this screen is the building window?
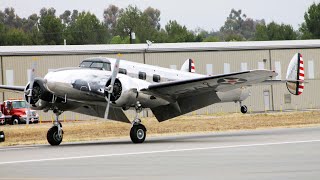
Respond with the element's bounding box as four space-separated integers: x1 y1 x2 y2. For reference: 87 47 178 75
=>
284 94 291 104
224 63 230 74
258 62 265 70
6 70 14 86
153 74 161 82
206 64 213 75
139 72 146 80
119 68 127 75
241 63 248 71
308 60 314 79
169 65 177 70
275 61 282 80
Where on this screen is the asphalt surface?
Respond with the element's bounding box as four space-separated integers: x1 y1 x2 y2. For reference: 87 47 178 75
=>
0 126 320 180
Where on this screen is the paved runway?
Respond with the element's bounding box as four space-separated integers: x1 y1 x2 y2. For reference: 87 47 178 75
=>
0 126 320 180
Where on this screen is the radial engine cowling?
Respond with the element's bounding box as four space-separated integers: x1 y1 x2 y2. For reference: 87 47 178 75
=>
24 78 53 110
105 77 138 108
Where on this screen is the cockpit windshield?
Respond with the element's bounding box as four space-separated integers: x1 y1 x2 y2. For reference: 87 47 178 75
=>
80 60 111 71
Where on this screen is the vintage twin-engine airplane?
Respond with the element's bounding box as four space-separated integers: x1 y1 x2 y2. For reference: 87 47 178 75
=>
0 53 304 146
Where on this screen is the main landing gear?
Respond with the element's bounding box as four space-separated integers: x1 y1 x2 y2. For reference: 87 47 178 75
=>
47 109 63 146
130 101 147 144
239 101 248 114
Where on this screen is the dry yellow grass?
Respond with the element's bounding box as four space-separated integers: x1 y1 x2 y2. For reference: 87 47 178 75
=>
1 111 320 146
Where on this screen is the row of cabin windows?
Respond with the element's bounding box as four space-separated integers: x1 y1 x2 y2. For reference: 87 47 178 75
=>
118 69 161 82
139 72 161 82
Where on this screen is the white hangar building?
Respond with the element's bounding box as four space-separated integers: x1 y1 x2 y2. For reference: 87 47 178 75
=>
0 40 319 120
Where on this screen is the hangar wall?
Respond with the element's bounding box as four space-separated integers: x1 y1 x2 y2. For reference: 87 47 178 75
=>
0 42 318 121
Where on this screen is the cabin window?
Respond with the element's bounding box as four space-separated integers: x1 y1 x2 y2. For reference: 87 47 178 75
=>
139 72 146 80
153 74 161 82
119 68 127 75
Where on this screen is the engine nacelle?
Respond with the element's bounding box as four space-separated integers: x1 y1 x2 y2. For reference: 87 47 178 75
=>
24 78 53 110
217 88 250 103
105 77 138 108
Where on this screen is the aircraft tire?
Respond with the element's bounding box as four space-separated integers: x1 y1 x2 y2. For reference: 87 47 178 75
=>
241 105 248 114
47 126 63 146
0 131 5 142
130 124 146 144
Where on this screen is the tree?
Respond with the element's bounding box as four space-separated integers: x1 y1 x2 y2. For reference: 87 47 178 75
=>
104 5 122 35
115 5 143 43
1 7 23 29
220 9 264 41
4 28 31 45
143 7 161 30
255 22 297 41
203 36 220 42
22 13 39 32
110 35 130 44
165 20 195 42
65 11 109 44
38 8 64 45
301 3 320 39
60 10 72 25
0 23 6 45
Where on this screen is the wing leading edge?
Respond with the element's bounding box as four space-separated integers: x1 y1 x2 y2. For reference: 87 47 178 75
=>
0 85 25 93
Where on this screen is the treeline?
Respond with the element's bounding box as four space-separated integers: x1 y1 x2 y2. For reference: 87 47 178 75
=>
1 3 320 45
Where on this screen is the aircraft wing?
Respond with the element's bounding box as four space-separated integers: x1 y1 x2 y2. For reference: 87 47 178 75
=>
142 70 276 100
0 85 25 93
141 70 277 121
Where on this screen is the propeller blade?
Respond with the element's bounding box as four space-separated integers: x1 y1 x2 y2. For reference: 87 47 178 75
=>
26 61 37 125
104 54 121 119
104 93 111 119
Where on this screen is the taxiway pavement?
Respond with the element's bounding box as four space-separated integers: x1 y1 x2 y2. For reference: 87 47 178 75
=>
0 126 320 180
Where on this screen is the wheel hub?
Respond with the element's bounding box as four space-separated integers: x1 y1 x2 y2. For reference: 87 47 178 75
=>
137 129 145 140
53 131 62 142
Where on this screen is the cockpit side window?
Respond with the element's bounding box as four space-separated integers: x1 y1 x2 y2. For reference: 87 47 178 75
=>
90 62 104 69
80 61 92 68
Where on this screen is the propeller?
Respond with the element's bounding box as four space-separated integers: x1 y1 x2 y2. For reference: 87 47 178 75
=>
26 61 37 125
104 54 121 119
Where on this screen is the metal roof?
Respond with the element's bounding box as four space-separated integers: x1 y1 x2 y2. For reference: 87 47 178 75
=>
1 40 320 56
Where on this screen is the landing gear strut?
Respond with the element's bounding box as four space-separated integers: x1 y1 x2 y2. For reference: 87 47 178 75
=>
130 102 147 144
239 101 248 114
47 110 63 146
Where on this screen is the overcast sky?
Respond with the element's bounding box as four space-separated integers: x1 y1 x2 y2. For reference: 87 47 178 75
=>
1 0 319 31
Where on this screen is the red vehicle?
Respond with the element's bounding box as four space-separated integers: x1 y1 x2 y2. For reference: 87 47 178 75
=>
0 111 5 125
0 99 39 125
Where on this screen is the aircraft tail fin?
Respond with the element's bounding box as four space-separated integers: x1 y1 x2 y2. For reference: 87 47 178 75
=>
180 59 195 73
286 53 305 96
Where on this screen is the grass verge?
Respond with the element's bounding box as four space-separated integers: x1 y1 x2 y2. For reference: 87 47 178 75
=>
1 111 320 146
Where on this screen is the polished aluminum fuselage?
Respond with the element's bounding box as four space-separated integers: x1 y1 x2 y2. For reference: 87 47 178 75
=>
42 58 249 111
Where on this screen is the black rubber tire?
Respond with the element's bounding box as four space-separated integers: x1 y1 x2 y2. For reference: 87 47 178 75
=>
0 131 5 142
130 124 146 144
0 119 6 126
241 105 248 114
47 126 63 146
11 117 20 125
